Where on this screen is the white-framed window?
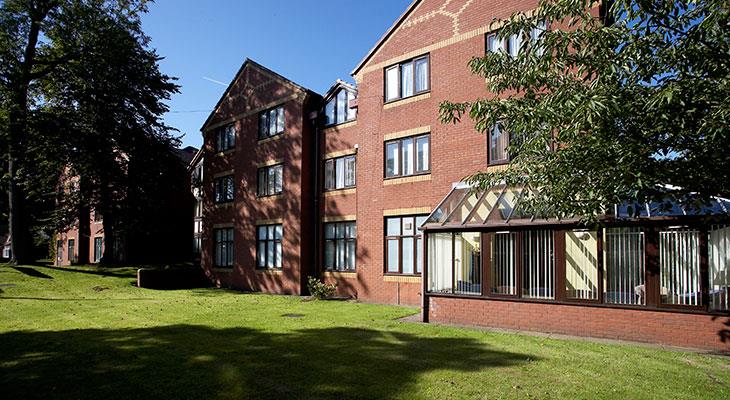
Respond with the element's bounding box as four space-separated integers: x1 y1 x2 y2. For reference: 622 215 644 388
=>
257 224 283 269
384 55 429 102
259 105 285 139
324 221 356 271
324 155 355 191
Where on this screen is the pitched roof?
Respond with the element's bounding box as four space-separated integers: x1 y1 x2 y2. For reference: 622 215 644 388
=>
322 79 358 103
199 58 318 132
351 0 422 77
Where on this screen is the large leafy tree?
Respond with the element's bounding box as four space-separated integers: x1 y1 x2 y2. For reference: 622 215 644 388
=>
440 0 730 221
0 0 179 264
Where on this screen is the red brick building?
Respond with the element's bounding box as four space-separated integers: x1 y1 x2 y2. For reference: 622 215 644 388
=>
198 0 729 351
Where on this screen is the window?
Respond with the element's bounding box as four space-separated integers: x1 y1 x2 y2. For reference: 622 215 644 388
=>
93 237 103 263
428 232 482 295
325 89 357 126
384 55 429 102
487 20 547 57
491 232 517 295
489 123 509 164
215 124 236 152
709 225 730 311
214 175 235 203
214 228 234 268
604 227 645 305
385 215 426 274
324 155 356 191
259 105 285 139
521 230 555 299
565 230 599 300
385 134 430 178
56 240 63 263
660 228 701 306
257 224 282 269
67 239 75 264
257 164 283 197
2 244 9 259
324 222 356 271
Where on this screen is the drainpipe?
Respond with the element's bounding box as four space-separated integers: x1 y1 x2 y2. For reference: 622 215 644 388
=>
309 108 321 291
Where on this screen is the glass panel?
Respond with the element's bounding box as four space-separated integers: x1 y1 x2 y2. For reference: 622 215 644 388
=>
428 233 453 293
325 241 335 269
401 61 414 98
277 107 285 133
604 228 645 305
274 225 283 240
268 109 277 135
346 91 357 120
487 34 504 53
426 187 470 224
324 160 334 190
385 66 399 101
335 158 345 189
347 241 356 270
446 190 481 225
337 240 346 270
346 222 357 239
507 33 522 58
490 123 509 163
274 166 283 194
709 225 730 311
415 216 428 229
324 223 336 239
385 142 399 177
565 231 599 300
522 230 555 299
402 237 415 274
402 217 415 236
257 242 266 267
345 156 356 187
258 226 267 240
275 242 283 268
267 225 274 240
325 99 335 125
496 187 522 220
387 239 400 272
226 177 234 201
267 241 274 268
416 136 429 172
259 112 267 137
660 228 700 306
336 90 347 124
491 232 516 295
416 237 423 273
466 187 502 224
455 232 481 295
415 57 429 93
386 218 401 236
402 137 414 176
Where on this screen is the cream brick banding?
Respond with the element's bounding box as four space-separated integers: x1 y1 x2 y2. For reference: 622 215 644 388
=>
322 120 357 133
258 134 284 145
383 174 431 186
212 169 234 179
324 271 357 279
323 215 357 223
384 275 421 283
256 218 284 225
213 223 234 229
323 188 356 197
257 194 285 202
384 207 432 216
323 148 357 159
258 159 284 168
256 269 284 275
384 126 431 142
383 92 431 110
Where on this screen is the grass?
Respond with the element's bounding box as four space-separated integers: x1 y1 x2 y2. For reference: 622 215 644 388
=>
0 264 728 399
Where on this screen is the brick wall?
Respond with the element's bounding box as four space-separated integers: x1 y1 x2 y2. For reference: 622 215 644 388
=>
429 296 730 351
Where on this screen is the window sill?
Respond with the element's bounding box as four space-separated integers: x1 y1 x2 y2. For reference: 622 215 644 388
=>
383 92 430 110
215 149 236 156
486 164 509 173
384 274 422 283
214 202 235 209
257 194 284 201
258 134 284 145
383 174 431 186
212 267 234 273
323 271 357 279
323 120 357 132
256 269 284 275
323 188 356 197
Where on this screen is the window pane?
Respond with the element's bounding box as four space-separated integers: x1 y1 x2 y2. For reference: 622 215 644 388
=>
402 217 415 236
491 232 516 295
386 66 399 101
336 90 347 125
226 177 234 201
275 242 283 268
268 110 277 135
337 240 346 270
416 237 423 273
455 232 481 295
227 124 236 148
402 237 415 274
325 99 335 125
415 57 429 92
267 241 274 268
521 230 555 299
258 170 266 196
335 158 345 189
274 166 283 194
508 33 522 58
387 239 400 272
277 107 285 133
565 231 599 300
325 241 335 269
402 137 414 176
604 228 645 305
709 225 730 311
345 156 356 187
347 240 356 270
268 168 276 195
416 136 429 172
274 225 283 240
259 112 267 138
324 159 334 190
346 222 357 239
660 228 700 306
490 123 508 163
347 91 357 120
428 233 453 292
415 216 427 228
324 223 336 239
258 226 266 240
386 218 401 236
386 142 400 177
401 61 414 98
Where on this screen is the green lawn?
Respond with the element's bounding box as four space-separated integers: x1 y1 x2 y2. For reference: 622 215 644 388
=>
0 264 727 399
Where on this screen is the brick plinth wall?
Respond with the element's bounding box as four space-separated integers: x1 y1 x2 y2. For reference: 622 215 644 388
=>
428 296 730 351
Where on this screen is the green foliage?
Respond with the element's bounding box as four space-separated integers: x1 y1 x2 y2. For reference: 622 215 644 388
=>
307 276 337 299
440 0 730 220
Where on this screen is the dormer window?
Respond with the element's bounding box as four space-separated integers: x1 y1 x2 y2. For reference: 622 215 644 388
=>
325 88 356 126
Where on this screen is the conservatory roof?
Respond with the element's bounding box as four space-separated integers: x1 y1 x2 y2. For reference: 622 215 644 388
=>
422 183 730 230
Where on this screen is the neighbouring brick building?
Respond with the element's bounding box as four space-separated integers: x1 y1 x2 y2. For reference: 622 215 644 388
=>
197 0 729 351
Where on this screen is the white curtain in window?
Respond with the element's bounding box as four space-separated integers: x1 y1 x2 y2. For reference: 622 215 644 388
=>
402 237 414 274
335 158 345 189
428 233 453 293
345 156 356 187
387 239 399 272
508 33 522 58
386 142 399 176
347 91 357 120
324 160 334 190
490 124 508 162
604 227 645 305
274 166 283 193
401 62 414 98
660 228 700 306
416 136 429 172
415 58 429 93
276 107 285 133
386 66 399 101
402 137 414 176
522 230 555 299
709 225 730 310
336 90 347 124
455 232 481 295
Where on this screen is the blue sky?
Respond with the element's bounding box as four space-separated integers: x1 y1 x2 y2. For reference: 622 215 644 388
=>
141 0 413 149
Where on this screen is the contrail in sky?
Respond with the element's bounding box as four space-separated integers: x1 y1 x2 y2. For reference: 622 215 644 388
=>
203 76 228 86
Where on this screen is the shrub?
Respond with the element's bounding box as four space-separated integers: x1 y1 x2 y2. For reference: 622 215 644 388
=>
307 276 336 300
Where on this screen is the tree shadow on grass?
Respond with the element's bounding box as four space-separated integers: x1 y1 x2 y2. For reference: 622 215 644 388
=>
0 325 537 399
10 267 54 279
